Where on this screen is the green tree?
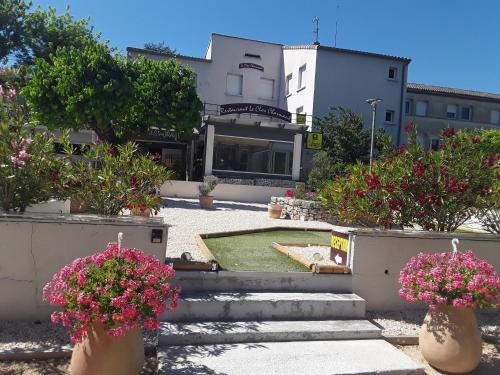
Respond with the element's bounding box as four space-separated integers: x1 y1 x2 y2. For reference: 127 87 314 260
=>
17 6 96 65
22 41 202 144
314 107 371 164
0 0 30 63
144 41 177 55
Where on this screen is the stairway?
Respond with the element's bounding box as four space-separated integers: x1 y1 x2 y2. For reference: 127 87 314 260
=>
157 271 423 374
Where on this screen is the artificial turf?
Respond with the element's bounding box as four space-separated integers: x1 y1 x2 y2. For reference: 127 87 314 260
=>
203 229 331 272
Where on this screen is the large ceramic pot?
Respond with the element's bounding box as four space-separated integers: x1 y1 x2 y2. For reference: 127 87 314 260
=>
199 195 214 209
70 324 144 375
419 305 482 374
267 203 283 219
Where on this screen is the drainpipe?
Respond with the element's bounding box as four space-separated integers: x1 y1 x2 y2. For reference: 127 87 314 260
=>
396 63 407 146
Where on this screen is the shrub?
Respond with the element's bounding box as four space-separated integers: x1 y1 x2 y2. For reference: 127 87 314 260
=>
399 250 500 310
198 175 218 196
72 142 172 216
307 151 347 190
43 241 180 343
0 83 72 212
318 126 499 231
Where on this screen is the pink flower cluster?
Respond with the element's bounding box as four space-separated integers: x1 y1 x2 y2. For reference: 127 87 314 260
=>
0 84 16 99
43 242 180 343
399 250 500 310
10 138 32 167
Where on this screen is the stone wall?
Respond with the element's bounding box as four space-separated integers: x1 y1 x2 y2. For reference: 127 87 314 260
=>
271 196 336 222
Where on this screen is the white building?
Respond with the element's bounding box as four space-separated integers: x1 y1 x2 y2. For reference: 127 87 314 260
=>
128 33 410 182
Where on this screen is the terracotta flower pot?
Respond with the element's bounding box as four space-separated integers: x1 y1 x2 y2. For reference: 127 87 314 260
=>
199 195 214 209
419 305 482 374
268 203 283 219
131 207 151 217
70 323 144 375
70 198 89 214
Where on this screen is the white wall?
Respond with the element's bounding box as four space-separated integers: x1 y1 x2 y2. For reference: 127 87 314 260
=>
348 229 500 311
161 180 287 203
313 49 408 141
282 47 318 130
0 214 169 320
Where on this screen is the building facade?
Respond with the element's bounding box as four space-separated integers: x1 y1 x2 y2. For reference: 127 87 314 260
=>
128 33 410 181
405 83 500 148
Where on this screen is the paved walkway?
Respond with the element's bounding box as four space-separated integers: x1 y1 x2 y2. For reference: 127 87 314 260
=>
159 198 333 261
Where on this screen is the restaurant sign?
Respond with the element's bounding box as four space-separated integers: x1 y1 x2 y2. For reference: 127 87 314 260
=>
239 62 264 72
330 230 350 266
220 103 292 122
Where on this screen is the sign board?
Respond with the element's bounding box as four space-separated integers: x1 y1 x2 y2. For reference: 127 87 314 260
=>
239 62 264 72
306 132 323 150
220 103 292 122
330 230 350 266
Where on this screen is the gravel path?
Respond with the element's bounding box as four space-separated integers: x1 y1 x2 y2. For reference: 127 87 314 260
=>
160 198 333 261
367 310 499 337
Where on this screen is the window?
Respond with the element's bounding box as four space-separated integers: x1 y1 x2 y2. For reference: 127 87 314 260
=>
416 101 428 116
385 110 395 123
388 67 397 80
491 110 500 124
259 78 274 100
430 137 442 151
226 73 243 96
405 100 412 114
285 74 293 96
461 106 472 121
446 104 457 119
296 106 304 114
298 64 306 90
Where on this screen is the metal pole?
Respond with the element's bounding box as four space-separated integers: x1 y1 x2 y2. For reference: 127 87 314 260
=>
369 104 376 174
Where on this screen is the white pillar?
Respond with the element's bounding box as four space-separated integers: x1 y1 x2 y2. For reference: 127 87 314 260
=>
204 124 215 176
291 133 303 181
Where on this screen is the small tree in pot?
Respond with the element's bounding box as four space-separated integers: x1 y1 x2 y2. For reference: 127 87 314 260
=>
198 175 218 209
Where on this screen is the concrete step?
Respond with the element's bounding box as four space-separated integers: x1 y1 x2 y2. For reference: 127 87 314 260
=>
157 339 424 375
170 270 352 293
162 292 365 322
159 319 381 346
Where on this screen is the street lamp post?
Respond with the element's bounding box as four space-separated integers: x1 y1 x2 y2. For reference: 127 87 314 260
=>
366 98 382 173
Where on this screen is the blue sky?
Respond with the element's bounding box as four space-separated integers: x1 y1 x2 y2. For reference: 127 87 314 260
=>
30 0 500 93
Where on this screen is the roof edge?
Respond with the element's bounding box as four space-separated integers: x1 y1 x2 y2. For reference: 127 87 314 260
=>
126 47 211 63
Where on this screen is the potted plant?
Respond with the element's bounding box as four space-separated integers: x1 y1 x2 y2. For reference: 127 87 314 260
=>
399 249 499 373
43 241 179 375
126 192 163 217
198 175 218 209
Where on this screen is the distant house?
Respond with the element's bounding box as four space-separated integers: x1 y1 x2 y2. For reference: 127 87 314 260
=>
405 83 500 149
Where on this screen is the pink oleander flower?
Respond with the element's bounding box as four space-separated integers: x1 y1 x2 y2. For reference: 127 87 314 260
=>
399 250 500 309
43 242 180 343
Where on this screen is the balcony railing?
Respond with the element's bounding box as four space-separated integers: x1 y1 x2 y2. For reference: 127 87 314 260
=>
202 102 314 127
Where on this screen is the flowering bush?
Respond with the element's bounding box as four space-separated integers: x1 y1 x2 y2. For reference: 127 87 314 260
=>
43 242 179 343
285 189 317 200
399 250 500 310
71 142 172 215
319 126 499 231
0 82 73 211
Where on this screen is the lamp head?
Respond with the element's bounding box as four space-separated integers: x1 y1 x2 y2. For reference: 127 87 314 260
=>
366 98 383 106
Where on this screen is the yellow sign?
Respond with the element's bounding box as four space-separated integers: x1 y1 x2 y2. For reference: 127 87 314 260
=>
331 235 349 253
306 132 323 150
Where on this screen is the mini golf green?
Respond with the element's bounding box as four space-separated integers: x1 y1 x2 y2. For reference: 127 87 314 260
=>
203 229 331 272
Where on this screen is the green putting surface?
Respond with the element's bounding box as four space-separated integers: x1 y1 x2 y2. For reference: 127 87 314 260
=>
203 229 331 272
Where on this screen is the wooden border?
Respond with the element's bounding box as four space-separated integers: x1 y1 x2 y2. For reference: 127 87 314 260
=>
271 242 350 274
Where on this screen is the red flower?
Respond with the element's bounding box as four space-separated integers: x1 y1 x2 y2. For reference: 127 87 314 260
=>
395 145 406 155
472 136 481 144
49 173 58 183
388 199 400 211
442 127 455 138
153 153 161 161
354 188 366 198
365 174 380 190
385 183 395 193
129 176 138 188
404 122 414 133
285 190 294 198
413 160 426 177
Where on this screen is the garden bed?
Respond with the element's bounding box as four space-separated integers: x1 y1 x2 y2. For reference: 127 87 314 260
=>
197 227 332 272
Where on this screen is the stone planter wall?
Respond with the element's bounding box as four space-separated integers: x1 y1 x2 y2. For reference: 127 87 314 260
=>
270 197 336 222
